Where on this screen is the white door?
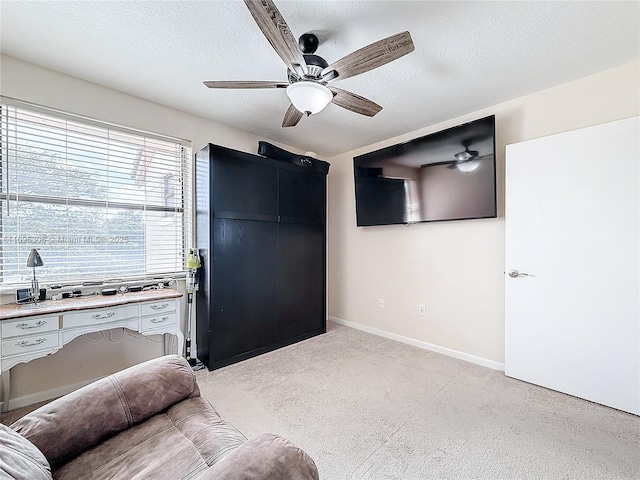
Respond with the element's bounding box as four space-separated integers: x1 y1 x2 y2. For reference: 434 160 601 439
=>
505 116 639 415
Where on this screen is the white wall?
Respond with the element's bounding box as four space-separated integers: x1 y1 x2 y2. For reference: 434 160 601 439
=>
327 60 640 367
0 54 299 405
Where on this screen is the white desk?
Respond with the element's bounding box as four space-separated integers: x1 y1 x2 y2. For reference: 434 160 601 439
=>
0 290 183 412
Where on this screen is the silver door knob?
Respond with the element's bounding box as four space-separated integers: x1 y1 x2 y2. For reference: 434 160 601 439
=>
508 269 531 278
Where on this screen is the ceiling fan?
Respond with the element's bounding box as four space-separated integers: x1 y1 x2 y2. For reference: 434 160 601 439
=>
203 0 415 127
447 139 481 172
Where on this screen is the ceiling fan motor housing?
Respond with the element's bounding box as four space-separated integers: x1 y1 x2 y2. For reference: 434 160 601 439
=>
288 53 329 83
302 54 328 79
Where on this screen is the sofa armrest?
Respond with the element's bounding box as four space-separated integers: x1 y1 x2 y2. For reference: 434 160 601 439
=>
11 354 198 469
196 433 319 480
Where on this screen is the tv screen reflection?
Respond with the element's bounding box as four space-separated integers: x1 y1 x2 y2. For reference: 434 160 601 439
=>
353 115 497 226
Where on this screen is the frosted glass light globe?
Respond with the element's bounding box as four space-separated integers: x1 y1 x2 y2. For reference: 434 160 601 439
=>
286 82 332 115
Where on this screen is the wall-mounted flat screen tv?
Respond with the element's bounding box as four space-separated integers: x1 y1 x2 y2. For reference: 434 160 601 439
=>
353 115 497 227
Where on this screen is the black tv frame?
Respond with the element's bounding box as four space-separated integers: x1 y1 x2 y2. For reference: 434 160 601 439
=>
353 115 497 227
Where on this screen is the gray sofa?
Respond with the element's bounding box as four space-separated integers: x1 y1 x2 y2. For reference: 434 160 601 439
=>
0 355 319 479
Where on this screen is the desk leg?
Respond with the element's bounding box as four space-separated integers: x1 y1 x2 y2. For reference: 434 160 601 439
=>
1 369 10 413
163 334 171 356
175 330 184 357
163 331 184 357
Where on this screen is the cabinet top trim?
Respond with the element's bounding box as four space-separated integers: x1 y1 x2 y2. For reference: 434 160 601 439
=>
0 290 182 321
201 143 329 178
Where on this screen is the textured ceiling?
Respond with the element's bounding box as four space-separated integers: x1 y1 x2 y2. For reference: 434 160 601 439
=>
1 1 638 158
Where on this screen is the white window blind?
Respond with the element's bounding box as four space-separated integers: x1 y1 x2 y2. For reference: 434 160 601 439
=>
0 99 192 285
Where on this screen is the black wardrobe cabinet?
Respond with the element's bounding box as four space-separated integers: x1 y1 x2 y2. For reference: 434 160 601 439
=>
195 143 328 370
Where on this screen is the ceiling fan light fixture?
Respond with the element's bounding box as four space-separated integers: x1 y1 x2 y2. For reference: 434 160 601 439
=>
286 81 332 115
457 160 481 173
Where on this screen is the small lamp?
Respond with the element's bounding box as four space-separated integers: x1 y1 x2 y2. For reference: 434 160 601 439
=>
27 248 43 303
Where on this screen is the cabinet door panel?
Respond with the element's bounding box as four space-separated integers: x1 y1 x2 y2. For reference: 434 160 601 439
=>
212 218 279 361
278 170 325 223
278 223 325 339
212 155 278 220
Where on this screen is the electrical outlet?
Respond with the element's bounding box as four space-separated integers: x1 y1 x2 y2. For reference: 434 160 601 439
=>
418 304 426 316
378 298 385 308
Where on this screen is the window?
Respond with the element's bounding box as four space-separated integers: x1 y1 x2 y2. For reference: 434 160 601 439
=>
0 99 192 285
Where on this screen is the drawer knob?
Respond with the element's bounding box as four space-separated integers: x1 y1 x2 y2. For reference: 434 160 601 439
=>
15 338 47 348
150 316 170 324
149 303 169 311
91 312 115 320
16 320 47 330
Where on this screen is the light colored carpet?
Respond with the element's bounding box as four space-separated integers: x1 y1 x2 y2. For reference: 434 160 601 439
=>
2 321 638 479
195 321 640 480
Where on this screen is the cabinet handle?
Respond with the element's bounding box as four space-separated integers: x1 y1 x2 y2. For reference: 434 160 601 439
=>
16 320 47 330
149 303 169 311
91 311 115 320
15 338 47 348
150 316 170 324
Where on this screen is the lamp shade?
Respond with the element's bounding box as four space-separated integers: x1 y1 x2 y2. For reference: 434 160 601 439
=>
27 248 43 268
286 81 333 115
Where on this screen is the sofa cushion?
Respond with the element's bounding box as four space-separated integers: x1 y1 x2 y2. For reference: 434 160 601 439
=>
0 423 52 480
193 433 320 480
52 397 247 479
11 354 199 469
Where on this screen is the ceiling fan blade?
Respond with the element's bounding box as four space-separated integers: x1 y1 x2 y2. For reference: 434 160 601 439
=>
244 0 308 76
282 103 303 127
321 31 414 81
329 87 382 117
203 81 288 89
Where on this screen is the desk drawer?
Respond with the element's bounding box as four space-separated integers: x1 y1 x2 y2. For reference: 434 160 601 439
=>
2 332 60 357
140 300 176 316
63 304 139 329
2 316 59 339
141 313 177 332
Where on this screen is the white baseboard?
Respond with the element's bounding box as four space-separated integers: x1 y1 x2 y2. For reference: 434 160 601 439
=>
328 316 505 372
3 376 104 412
